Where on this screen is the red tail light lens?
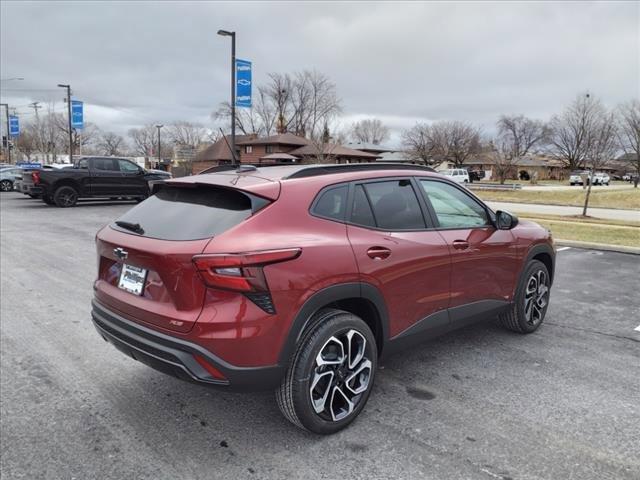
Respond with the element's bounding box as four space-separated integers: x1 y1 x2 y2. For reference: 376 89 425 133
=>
31 171 41 185
192 248 301 292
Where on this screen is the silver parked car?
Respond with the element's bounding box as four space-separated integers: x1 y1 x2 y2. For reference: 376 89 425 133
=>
0 167 23 192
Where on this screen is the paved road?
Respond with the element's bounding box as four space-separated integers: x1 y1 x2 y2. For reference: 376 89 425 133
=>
1 192 639 480
486 201 640 222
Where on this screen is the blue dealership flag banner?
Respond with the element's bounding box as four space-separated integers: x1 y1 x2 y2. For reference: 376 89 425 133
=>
236 59 252 108
9 115 19 136
71 100 84 129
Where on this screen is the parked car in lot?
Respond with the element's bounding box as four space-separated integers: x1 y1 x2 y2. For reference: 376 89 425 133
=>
592 172 610 185
440 168 470 183
569 171 610 186
28 156 171 207
0 167 23 192
92 163 555 434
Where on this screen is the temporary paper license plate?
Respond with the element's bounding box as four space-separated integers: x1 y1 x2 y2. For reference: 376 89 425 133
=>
118 264 147 296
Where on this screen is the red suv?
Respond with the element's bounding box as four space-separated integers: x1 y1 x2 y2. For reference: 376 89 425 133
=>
92 164 554 434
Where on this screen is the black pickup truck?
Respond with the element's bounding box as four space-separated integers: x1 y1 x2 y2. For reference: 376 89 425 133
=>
28 157 171 207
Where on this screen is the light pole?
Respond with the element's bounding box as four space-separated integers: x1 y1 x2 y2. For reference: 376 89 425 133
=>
155 124 163 167
0 103 10 163
57 84 73 163
217 29 237 166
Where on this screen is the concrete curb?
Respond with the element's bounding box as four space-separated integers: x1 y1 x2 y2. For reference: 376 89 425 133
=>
555 239 640 255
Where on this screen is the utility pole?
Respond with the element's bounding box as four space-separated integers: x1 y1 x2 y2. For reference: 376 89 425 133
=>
155 124 163 167
57 84 73 163
0 103 10 163
217 29 237 166
29 102 42 121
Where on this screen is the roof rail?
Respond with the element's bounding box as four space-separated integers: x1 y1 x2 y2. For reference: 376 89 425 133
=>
284 163 435 179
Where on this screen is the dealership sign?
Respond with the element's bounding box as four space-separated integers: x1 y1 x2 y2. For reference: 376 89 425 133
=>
71 100 84 129
9 115 19 136
235 59 252 108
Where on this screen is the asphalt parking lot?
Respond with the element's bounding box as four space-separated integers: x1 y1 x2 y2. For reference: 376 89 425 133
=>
1 191 639 480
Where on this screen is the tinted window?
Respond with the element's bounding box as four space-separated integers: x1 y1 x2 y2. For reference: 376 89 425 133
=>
364 180 426 230
420 180 488 229
313 185 348 221
113 186 254 240
118 159 140 173
92 158 117 171
77 159 88 169
350 185 376 227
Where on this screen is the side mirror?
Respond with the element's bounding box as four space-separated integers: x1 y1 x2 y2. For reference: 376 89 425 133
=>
495 210 518 230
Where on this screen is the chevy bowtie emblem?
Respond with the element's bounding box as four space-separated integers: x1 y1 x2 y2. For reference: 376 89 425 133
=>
113 247 128 260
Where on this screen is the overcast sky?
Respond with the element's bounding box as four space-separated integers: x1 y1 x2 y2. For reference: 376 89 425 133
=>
1 1 638 146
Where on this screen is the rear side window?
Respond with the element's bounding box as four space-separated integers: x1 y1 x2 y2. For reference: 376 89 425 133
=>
92 158 117 171
312 185 348 221
113 186 253 240
350 185 376 227
362 180 426 230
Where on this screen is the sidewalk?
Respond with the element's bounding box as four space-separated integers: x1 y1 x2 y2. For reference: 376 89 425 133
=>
486 201 640 222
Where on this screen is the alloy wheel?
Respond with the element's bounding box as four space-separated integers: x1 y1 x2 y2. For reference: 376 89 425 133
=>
524 269 549 326
0 180 12 192
309 329 373 422
59 190 77 207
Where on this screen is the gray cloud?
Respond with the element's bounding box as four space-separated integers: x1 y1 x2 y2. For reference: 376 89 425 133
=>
1 1 638 145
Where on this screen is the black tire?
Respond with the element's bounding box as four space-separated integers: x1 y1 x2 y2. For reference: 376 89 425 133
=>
42 194 55 205
0 179 13 192
499 260 550 333
53 185 79 208
276 309 377 434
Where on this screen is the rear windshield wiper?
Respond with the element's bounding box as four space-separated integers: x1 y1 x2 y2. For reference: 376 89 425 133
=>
115 221 144 235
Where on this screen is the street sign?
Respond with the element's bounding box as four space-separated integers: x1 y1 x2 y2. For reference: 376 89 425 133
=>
9 116 19 137
71 100 84 129
17 162 42 169
235 59 252 108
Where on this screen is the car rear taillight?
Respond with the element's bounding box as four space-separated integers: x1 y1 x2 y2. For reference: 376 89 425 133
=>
193 248 301 313
31 171 40 185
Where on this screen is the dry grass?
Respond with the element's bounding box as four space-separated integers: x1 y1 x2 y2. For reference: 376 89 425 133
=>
520 215 640 248
476 187 640 210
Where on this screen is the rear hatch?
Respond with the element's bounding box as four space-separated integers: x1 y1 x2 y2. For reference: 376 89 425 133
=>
94 179 278 333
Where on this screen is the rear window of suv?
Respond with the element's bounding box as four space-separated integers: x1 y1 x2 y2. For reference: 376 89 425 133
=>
112 185 253 240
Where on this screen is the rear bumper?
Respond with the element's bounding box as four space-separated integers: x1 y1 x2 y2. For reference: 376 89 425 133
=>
91 299 283 391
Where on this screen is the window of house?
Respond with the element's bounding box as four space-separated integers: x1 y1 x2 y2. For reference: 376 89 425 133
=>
419 180 489 229
245 146 253 154
265 145 274 154
312 185 348 221
362 180 426 230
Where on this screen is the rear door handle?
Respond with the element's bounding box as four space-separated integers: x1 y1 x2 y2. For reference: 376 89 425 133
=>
367 246 391 260
452 240 470 250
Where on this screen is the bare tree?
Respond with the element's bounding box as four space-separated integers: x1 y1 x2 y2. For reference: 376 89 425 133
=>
213 101 265 136
488 140 518 185
15 124 38 160
490 115 549 184
401 122 439 166
431 121 481 167
96 130 125 156
548 94 602 171
166 121 207 147
617 99 640 187
497 115 549 159
52 112 98 154
582 110 618 215
350 118 390 145
128 125 157 158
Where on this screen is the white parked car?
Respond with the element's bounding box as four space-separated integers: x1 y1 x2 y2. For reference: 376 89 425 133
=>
570 171 609 186
441 168 470 183
592 172 610 186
